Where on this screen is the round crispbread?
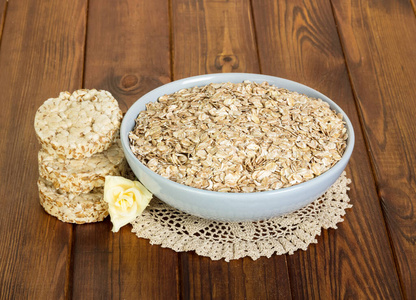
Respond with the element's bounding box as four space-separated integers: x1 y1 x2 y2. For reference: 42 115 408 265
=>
38 139 127 194
38 178 108 224
34 89 122 159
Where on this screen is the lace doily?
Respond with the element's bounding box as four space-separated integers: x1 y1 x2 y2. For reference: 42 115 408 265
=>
131 172 351 261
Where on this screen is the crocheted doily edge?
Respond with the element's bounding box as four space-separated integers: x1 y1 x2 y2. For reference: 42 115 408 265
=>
131 172 352 262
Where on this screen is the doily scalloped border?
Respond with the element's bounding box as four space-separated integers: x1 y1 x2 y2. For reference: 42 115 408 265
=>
131 172 351 261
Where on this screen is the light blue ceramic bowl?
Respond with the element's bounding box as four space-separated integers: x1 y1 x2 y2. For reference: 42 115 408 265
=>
121 73 354 222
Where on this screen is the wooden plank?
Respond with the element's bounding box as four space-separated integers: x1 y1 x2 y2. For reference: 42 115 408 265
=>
71 0 178 299
172 1 292 299
331 0 416 298
252 0 403 298
172 0 260 78
0 0 87 298
180 255 291 300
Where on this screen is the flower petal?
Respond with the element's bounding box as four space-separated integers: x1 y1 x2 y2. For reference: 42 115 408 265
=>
104 175 153 232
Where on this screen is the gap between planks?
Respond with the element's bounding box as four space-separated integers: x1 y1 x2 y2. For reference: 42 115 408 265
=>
0 0 9 46
327 0 408 298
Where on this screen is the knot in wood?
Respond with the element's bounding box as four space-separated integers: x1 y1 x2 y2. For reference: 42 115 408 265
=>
215 54 239 71
121 74 139 89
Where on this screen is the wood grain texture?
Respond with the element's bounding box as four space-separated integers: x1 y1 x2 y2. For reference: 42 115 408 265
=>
82 0 171 112
331 0 416 298
252 0 403 298
0 0 87 298
172 0 260 78
0 0 6 42
180 255 291 300
73 224 178 299
172 0 291 299
71 0 178 298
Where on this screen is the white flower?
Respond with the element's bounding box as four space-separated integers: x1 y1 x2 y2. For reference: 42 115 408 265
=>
104 176 152 232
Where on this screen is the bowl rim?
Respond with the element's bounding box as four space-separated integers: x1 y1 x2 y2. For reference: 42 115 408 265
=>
121 72 355 200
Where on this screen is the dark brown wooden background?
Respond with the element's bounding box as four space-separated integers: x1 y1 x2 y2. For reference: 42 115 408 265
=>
0 0 415 299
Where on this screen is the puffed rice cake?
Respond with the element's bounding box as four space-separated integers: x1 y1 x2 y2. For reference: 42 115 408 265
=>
38 139 127 194
38 178 108 224
34 89 123 159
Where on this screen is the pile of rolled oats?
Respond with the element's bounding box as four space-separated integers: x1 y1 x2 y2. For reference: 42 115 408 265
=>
129 81 348 193
35 89 126 223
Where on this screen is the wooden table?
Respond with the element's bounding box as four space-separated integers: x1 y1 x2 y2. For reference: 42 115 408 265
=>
1 0 415 299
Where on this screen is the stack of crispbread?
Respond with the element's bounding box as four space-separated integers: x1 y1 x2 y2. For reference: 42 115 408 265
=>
34 89 125 224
